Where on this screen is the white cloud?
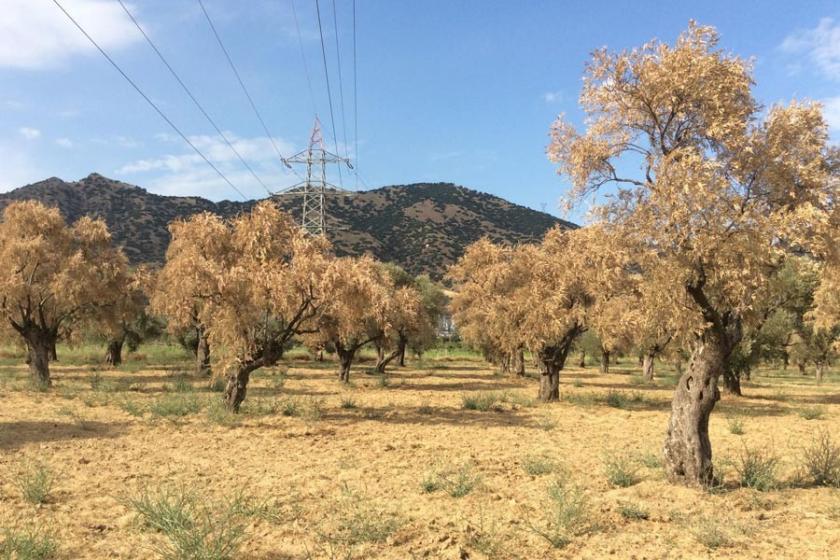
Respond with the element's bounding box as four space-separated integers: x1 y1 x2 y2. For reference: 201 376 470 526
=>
822 96 840 132
542 91 563 104
0 0 141 69
117 132 301 201
780 17 840 80
19 127 41 140
56 137 74 148
0 142 42 191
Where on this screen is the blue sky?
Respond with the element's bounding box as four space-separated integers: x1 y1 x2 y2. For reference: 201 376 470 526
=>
1 0 838 223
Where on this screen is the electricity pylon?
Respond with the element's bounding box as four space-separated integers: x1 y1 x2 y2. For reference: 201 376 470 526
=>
274 117 353 236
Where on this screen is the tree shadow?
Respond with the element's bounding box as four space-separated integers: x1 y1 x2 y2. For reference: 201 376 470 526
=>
384 380 525 393
0 420 128 451
329 405 540 429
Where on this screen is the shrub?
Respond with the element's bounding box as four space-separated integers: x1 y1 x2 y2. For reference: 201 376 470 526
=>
798 430 840 487
15 462 54 505
376 374 389 388
150 394 202 418
529 479 594 548
417 402 434 415
522 455 557 476
129 487 247 560
340 396 357 409
280 398 299 417
639 452 662 469
0 526 58 559
422 463 481 498
735 446 779 491
691 516 731 549
206 401 240 427
118 399 144 418
618 501 650 520
727 417 745 435
603 453 640 487
462 392 501 411
799 406 824 420
208 378 226 393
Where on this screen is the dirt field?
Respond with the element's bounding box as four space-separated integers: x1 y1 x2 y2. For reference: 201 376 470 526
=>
1 347 838 559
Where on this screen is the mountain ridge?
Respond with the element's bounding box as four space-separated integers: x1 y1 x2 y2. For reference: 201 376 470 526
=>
0 174 576 279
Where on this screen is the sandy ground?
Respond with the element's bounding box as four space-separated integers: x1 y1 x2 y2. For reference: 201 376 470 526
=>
0 354 838 559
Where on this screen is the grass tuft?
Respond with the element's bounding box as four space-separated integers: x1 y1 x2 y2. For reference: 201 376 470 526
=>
603 453 640 488
798 429 840 487
727 416 745 435
150 394 202 418
15 462 54 505
462 392 502 411
798 406 824 420
522 455 558 476
0 526 58 559
735 446 779 491
129 487 247 560
618 501 650 520
528 479 594 548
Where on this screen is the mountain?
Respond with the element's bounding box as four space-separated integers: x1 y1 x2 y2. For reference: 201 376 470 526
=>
0 174 575 279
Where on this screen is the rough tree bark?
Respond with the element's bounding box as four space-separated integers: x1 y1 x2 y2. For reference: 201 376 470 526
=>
337 345 355 383
397 338 406 367
196 329 211 376
224 362 259 412
600 349 610 374
105 338 124 367
23 328 55 387
375 334 408 374
537 328 581 402
514 347 525 377
816 363 824 384
642 353 656 382
722 366 742 396
578 349 586 368
798 361 807 376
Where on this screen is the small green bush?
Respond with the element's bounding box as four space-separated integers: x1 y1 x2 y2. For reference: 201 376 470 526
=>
528 479 594 548
522 455 557 476
618 501 650 520
603 453 640 488
15 462 54 505
638 452 662 469
0 526 58 559
691 516 732 549
129 487 247 560
206 401 240 427
462 392 501 411
150 394 202 418
340 396 357 409
727 417 745 435
422 463 481 498
799 406 824 420
798 430 840 487
735 446 779 491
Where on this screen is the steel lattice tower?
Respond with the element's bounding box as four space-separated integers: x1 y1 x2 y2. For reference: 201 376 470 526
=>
274 118 353 236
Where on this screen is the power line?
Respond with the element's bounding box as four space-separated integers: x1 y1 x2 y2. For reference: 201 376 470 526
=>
117 0 272 196
330 0 350 163
291 0 318 117
352 0 359 190
197 0 297 176
50 0 248 200
314 0 344 187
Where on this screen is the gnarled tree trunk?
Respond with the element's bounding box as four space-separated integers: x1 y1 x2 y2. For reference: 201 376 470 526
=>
642 353 655 382
578 349 585 368
105 338 124 367
514 347 525 376
23 328 55 387
798 361 807 376
600 349 610 374
397 338 406 367
224 363 258 412
196 329 211 376
536 330 580 402
663 328 729 486
722 366 742 396
816 363 824 384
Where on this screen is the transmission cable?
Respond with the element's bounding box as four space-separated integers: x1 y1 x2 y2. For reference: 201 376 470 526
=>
314 0 344 187
352 0 359 190
51 0 248 200
291 0 318 117
117 0 272 196
330 0 350 163
197 0 298 178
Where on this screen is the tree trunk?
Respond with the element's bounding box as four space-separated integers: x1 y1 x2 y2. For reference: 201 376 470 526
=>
50 340 58 362
743 365 751 381
376 343 385 365
515 347 525 376
600 349 610 374
578 349 585 368
538 362 560 402
782 351 789 370
674 357 683 377
722 367 742 396
663 330 728 486
224 363 257 412
24 329 54 387
798 361 807 376
337 345 355 383
397 337 406 367
105 338 124 367
196 330 211 377
642 353 655 382
815 364 824 384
